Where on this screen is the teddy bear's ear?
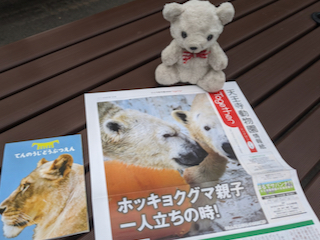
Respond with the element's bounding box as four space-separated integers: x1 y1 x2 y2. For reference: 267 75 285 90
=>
163 2 183 22
216 2 235 25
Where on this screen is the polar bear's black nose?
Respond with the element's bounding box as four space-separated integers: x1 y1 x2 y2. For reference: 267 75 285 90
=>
190 47 198 51
222 142 237 160
174 142 208 167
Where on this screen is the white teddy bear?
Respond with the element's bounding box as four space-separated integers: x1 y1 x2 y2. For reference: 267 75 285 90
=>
155 0 235 92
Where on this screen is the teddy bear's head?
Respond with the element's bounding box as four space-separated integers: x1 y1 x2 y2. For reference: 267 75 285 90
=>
163 0 235 53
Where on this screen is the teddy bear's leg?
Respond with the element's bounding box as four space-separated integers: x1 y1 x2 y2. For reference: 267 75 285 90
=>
155 63 180 85
197 70 226 93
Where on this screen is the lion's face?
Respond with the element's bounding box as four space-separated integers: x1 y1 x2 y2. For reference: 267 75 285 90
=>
0 154 73 238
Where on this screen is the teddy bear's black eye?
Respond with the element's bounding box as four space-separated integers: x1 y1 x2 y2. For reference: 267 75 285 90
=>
181 31 188 39
207 34 213 41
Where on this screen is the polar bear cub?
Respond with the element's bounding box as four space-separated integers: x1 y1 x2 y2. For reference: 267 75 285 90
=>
172 94 231 234
173 93 236 159
98 102 208 170
172 94 231 183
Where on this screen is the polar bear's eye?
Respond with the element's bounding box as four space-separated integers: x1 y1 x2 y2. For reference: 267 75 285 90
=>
204 126 211 131
163 132 178 138
163 134 172 138
181 31 188 39
207 34 213 41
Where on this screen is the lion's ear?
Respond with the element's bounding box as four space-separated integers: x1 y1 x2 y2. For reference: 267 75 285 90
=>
45 154 73 179
37 158 48 167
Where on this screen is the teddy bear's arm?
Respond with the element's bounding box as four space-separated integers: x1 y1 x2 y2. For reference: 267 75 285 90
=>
208 42 228 71
161 40 181 66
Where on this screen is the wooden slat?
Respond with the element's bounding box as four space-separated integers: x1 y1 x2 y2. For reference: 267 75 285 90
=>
254 60 320 140
237 28 320 107
0 0 278 133
3 31 318 164
0 31 170 133
78 230 95 240
0 0 277 73
231 0 277 18
0 0 175 72
276 106 320 180
225 1 320 79
0 59 161 159
305 172 320 219
0 13 167 100
0 0 268 101
219 0 317 50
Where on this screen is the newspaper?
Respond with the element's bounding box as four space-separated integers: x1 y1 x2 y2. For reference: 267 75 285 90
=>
85 81 320 240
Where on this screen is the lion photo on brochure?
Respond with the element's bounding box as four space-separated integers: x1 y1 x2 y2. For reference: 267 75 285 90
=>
0 153 89 240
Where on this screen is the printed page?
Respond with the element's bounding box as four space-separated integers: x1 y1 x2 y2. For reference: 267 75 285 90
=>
0 135 90 240
208 82 292 175
252 170 318 223
84 83 319 240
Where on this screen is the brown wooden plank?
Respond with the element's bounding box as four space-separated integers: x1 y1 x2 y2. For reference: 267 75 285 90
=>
0 0 175 72
225 1 320 79
0 59 161 159
1 26 319 160
237 27 320 107
232 0 277 18
276 106 320 180
0 0 276 133
0 0 278 73
3 0 252 74
254 60 320 140
78 230 95 240
0 31 170 133
0 13 168 100
305 172 320 219
219 0 317 50
0 0 267 100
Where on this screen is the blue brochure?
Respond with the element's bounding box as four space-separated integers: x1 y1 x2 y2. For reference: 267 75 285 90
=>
0 135 89 240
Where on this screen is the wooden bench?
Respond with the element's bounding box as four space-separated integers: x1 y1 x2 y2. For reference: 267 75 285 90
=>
0 0 319 239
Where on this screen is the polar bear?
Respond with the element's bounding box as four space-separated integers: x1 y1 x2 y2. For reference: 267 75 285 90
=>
98 102 208 170
172 93 236 159
172 94 232 234
172 93 239 183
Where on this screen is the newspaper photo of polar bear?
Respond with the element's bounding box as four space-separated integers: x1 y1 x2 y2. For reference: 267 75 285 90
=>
97 94 267 238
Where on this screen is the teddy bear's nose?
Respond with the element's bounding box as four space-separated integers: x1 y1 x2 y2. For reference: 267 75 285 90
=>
189 47 198 51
